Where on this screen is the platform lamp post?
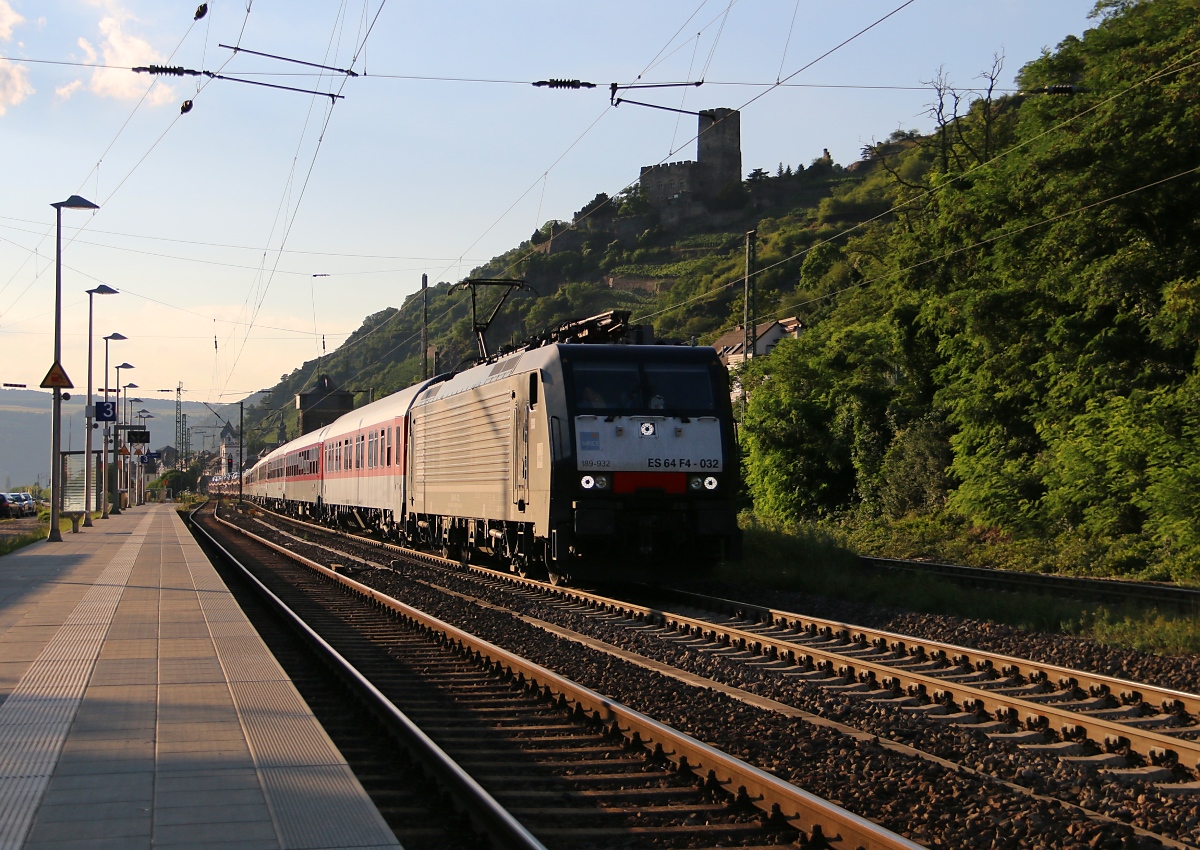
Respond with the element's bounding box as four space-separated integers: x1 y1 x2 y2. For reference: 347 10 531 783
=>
123 390 141 507
119 379 137 511
111 364 133 514
136 410 153 504
83 285 118 527
101 336 127 518
47 195 100 543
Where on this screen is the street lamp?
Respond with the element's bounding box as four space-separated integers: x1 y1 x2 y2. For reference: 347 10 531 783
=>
83 285 117 527
101 335 126 518
136 410 153 505
111 363 133 514
124 390 141 506
47 194 99 543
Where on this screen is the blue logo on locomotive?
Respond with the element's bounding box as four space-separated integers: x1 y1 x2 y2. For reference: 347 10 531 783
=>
580 431 601 451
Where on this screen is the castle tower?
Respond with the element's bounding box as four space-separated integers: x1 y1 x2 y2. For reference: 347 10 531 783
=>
697 108 741 194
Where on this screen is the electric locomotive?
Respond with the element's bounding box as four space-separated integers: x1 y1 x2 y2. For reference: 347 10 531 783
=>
238 312 741 582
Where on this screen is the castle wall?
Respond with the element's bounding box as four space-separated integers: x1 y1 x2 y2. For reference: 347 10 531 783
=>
640 161 702 207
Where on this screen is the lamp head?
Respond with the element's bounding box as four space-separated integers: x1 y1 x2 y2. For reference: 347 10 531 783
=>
125 383 139 390
51 195 100 211
105 333 127 342
88 284 118 296
116 363 134 370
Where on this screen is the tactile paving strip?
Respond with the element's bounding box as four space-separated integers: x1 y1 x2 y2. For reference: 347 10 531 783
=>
0 514 152 849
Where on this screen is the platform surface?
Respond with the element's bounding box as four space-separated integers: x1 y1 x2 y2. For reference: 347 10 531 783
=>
0 504 401 850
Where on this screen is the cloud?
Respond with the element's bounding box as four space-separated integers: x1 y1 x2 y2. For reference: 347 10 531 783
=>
56 79 83 99
0 62 33 114
0 1 23 41
83 8 175 105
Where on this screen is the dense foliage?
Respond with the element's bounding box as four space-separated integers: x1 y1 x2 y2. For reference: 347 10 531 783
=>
742 0 1200 583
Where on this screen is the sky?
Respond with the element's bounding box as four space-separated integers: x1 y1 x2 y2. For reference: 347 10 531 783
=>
0 0 1098 411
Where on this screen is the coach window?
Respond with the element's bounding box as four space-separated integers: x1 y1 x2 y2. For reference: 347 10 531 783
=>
386 428 392 466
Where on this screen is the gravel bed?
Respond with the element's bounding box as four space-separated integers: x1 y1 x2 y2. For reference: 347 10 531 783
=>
368 565 1186 849
225 511 1198 848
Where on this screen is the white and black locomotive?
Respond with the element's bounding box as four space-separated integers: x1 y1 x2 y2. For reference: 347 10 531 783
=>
226 317 741 581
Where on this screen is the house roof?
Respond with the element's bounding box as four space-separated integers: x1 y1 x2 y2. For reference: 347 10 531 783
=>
713 320 781 356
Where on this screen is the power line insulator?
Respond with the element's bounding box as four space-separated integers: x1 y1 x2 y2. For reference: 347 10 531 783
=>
1027 84 1086 95
180 100 194 114
532 79 596 89
134 64 189 76
195 4 208 20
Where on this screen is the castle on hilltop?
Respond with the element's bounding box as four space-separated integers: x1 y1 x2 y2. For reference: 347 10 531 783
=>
639 108 741 228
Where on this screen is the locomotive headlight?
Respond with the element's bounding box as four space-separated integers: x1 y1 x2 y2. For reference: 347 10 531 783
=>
689 476 704 491
704 476 719 491
595 474 610 490
581 475 596 489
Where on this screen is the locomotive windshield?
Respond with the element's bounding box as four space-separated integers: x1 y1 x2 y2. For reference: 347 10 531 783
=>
571 360 715 414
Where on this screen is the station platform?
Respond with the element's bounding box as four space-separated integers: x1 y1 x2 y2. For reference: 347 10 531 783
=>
0 504 401 850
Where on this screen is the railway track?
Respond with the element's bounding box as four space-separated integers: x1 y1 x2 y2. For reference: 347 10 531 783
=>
859 556 1200 615
238 504 1200 775
194 502 919 850
227 500 1200 848
186 504 489 850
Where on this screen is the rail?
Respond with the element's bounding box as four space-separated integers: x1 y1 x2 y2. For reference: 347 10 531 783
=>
212 507 922 850
236 505 1200 769
860 556 1200 613
189 505 548 850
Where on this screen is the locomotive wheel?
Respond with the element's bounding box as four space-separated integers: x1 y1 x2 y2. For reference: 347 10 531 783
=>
441 543 469 569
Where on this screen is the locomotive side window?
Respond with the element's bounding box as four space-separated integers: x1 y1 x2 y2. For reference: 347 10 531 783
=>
529 372 539 408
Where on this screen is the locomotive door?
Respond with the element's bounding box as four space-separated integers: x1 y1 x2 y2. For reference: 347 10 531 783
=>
512 375 529 512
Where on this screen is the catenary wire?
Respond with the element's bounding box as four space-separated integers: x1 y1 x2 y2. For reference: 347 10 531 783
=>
299 0 922 386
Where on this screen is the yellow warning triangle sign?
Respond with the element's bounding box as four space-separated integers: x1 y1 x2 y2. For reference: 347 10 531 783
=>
118 446 130 456
39 362 74 389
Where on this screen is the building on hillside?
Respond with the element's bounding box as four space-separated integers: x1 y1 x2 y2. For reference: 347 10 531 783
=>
639 108 741 228
296 374 356 436
713 316 803 368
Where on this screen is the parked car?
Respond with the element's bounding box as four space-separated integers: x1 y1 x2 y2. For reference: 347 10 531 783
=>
14 493 37 517
0 494 14 519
